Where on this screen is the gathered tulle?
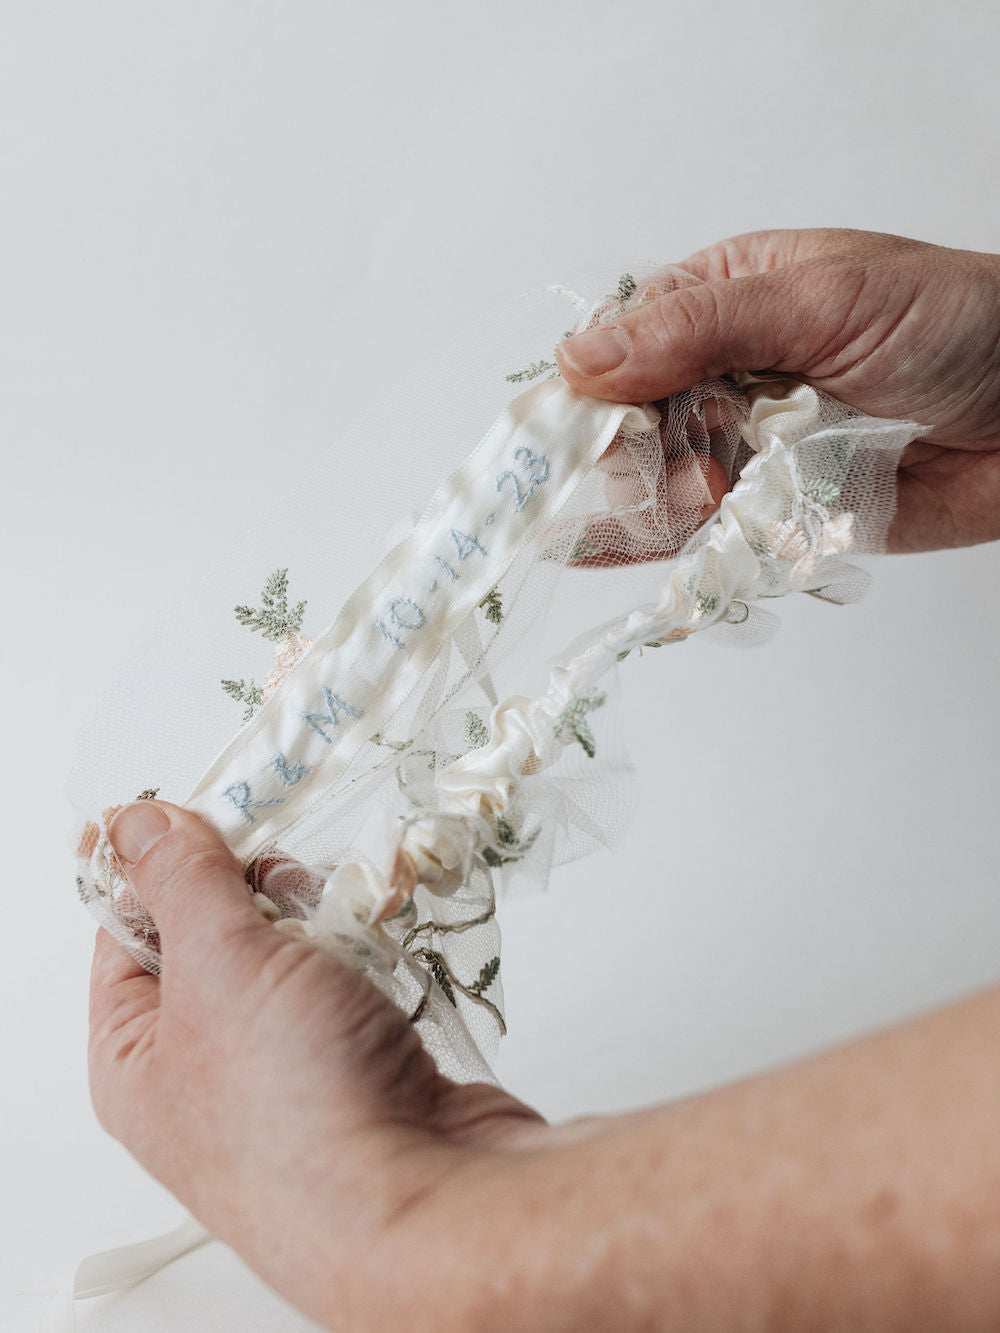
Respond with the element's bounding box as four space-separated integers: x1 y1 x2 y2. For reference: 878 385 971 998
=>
72 268 923 1085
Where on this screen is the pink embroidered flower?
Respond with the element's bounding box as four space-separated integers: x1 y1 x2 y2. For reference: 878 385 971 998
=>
261 631 314 701
766 513 857 588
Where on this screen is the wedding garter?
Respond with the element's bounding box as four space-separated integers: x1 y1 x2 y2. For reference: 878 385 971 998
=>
58 266 923 1325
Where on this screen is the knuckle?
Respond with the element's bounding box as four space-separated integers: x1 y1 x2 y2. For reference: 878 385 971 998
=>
792 254 870 322
253 936 325 1002
334 974 400 1054
651 284 721 350
89 1008 149 1066
148 840 241 907
246 940 426 1081
309 958 423 1077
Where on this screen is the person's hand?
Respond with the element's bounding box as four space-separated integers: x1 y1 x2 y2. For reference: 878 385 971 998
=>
88 806 1000 1332
88 799 546 1329
557 229 1000 554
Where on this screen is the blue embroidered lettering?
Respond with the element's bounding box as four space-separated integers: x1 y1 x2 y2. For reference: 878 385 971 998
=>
450 528 486 561
272 753 309 785
302 687 363 743
433 555 458 581
388 597 424 630
376 619 404 649
224 781 284 824
497 447 550 511
514 445 549 486
496 469 527 509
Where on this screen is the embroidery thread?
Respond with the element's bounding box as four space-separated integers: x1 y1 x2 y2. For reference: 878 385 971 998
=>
221 677 265 724
479 588 503 624
554 688 607 759
223 570 311 720
223 780 284 824
302 687 363 743
272 754 309 785
234 569 306 641
464 712 490 749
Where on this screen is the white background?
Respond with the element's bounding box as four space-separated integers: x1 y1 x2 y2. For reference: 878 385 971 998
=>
3 1 999 1328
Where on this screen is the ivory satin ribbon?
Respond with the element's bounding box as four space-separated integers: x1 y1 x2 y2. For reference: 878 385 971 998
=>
41 1217 211 1332
53 383 656 1331
185 380 656 860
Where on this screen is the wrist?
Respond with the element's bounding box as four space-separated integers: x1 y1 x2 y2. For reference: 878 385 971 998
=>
360 1116 628 1333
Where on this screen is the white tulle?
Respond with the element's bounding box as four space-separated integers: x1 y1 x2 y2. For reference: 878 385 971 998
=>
72 268 924 1088
62 264 927 1320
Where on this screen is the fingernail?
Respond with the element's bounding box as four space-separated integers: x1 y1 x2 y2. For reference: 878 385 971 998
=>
560 327 630 377
109 802 171 867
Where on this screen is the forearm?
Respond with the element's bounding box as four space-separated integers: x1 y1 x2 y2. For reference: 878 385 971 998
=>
374 985 1000 1332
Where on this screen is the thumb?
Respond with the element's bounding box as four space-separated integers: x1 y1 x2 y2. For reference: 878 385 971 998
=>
556 268 809 402
107 800 265 963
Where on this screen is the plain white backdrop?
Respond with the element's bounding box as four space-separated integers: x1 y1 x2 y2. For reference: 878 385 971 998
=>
3 2 999 1327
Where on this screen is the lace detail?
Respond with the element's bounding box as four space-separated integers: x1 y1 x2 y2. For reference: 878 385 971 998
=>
73 270 924 1084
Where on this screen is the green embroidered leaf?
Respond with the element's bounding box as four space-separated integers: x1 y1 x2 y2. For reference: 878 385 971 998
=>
572 718 596 758
234 568 307 642
479 588 503 624
824 434 856 489
803 478 841 507
505 359 559 384
695 592 719 617
617 272 637 302
496 815 517 847
747 533 771 558
409 944 505 1030
540 532 603 565
464 712 490 750
222 572 302 718
484 821 540 867
470 956 500 996
425 952 457 1006
569 534 602 563
221 677 265 723
554 688 607 759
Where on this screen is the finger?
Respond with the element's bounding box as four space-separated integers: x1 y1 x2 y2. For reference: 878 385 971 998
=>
675 229 834 283
90 925 159 1030
91 922 150 988
574 381 738 570
569 458 730 569
107 800 269 977
88 928 160 1130
557 266 813 402
704 454 729 507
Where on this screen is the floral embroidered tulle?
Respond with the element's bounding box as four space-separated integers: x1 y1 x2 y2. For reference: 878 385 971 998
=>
72 267 925 1086
221 568 313 722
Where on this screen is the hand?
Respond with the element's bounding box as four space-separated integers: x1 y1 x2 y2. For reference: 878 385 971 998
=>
557 230 1000 553
89 799 546 1330
88 806 1000 1332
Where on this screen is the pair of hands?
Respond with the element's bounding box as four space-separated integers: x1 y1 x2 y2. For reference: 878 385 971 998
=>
90 229 1000 1331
